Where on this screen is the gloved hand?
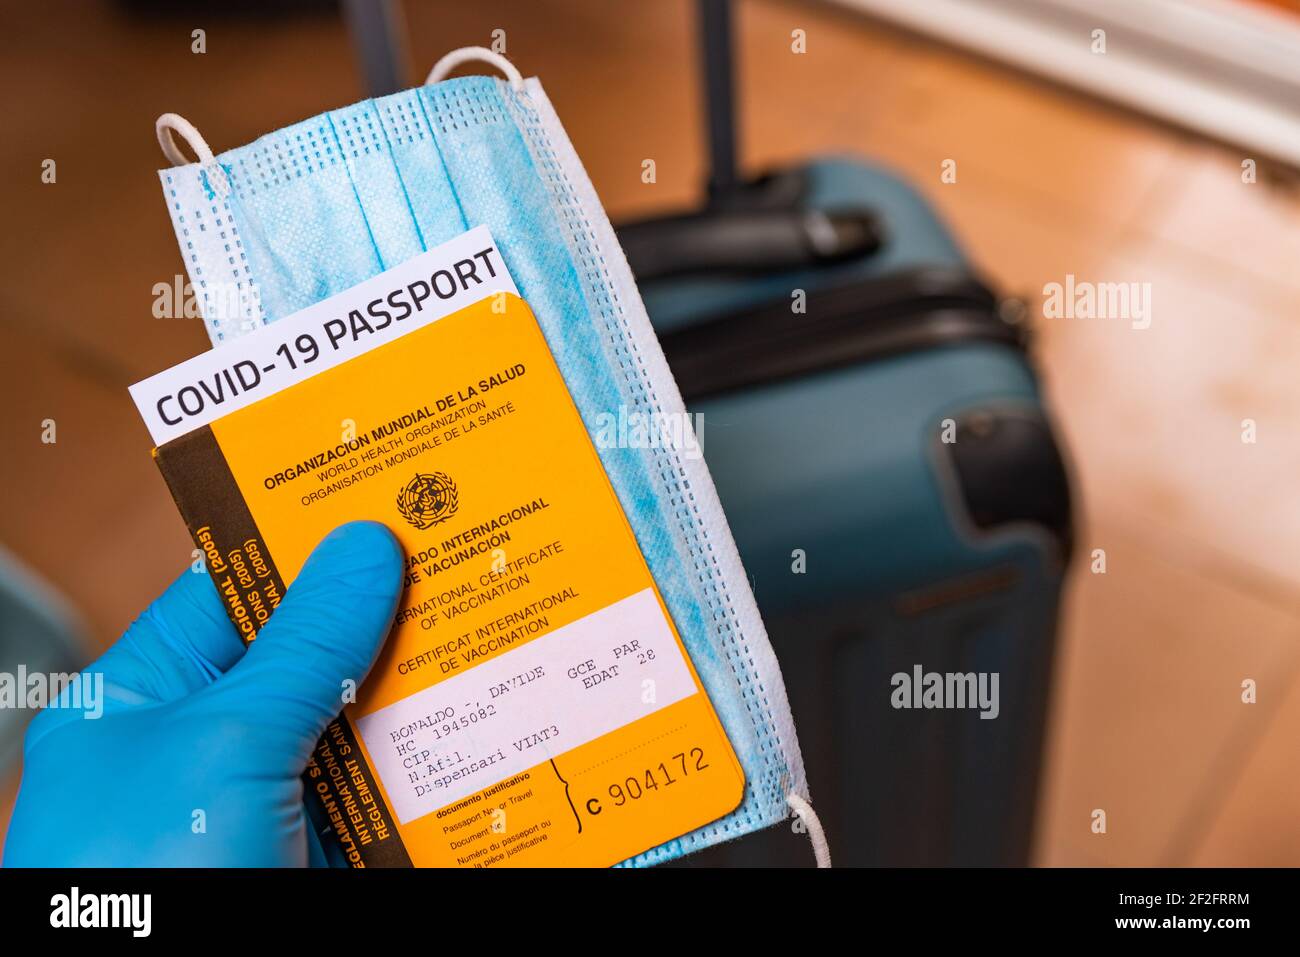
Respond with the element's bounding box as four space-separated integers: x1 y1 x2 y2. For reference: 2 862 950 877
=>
2 521 403 867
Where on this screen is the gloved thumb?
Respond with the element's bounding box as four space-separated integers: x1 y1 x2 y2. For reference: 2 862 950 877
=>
204 521 404 764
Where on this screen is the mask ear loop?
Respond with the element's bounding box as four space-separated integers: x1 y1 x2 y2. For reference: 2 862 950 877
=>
787 794 832 867
155 112 229 198
426 46 526 90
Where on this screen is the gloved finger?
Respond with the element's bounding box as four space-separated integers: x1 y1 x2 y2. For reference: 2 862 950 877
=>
209 521 403 760
94 567 247 705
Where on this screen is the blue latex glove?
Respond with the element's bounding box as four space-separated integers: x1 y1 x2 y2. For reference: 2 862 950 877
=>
3 521 402 867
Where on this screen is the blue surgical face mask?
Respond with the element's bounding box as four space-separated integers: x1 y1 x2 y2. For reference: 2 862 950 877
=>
154 47 825 867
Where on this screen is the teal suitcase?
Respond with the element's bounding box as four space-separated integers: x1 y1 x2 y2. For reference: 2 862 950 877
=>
624 156 1072 867
610 1 1075 866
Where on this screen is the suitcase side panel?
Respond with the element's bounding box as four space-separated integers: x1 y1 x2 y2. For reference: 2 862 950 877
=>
676 343 1068 866
690 344 1059 614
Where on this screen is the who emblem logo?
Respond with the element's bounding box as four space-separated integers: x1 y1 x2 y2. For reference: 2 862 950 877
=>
396 472 459 530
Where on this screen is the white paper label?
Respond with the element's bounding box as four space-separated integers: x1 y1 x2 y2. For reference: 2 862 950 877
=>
355 588 697 825
130 225 517 445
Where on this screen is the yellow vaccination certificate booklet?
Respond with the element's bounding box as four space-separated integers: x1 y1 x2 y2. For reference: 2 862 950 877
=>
130 230 744 867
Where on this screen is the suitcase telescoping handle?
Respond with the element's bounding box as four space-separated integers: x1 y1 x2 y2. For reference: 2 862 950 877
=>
617 0 883 280
618 204 883 281
700 0 739 201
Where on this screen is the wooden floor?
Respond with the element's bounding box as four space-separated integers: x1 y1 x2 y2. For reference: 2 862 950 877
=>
2 0 1298 865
